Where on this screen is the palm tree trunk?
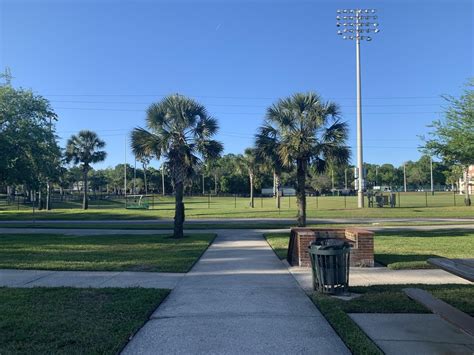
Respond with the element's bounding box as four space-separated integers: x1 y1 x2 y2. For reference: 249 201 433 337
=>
464 167 471 206
296 158 307 227
174 180 185 238
275 173 281 209
83 169 89 210
249 173 254 208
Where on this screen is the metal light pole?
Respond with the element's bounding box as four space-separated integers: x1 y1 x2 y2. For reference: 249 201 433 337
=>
161 163 166 196
430 157 434 195
124 136 127 198
403 163 407 192
337 9 380 208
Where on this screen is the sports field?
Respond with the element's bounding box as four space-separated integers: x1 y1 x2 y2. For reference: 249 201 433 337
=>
0 192 472 220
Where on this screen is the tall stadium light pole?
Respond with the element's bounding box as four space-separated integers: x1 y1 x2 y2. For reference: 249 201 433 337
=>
337 9 380 208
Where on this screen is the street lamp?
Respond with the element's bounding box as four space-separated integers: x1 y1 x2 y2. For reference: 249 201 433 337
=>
336 9 380 208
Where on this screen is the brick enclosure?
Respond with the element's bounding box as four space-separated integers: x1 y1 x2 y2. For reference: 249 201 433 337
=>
287 227 374 267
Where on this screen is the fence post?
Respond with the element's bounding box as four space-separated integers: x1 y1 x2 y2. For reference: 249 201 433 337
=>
454 190 456 206
425 191 428 207
316 195 318 209
398 191 401 208
261 196 263 208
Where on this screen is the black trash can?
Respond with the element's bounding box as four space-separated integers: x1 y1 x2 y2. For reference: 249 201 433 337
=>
309 239 351 295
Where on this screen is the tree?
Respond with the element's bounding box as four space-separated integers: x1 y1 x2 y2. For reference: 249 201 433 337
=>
237 148 258 208
424 80 474 205
131 95 223 238
262 92 350 226
0 85 60 201
255 124 286 208
139 157 151 195
65 130 107 210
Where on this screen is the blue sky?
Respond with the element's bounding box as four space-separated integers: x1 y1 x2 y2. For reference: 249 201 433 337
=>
1 0 472 169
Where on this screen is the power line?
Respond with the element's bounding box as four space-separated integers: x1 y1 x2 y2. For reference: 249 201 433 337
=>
41 92 443 101
48 99 443 108
54 106 441 115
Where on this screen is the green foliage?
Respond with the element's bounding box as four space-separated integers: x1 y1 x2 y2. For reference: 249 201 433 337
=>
424 79 474 167
260 92 350 225
65 130 107 209
131 94 223 237
0 85 60 189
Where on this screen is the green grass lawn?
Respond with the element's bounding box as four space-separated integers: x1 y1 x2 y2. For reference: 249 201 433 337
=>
1 221 473 231
0 287 169 354
264 233 290 259
0 233 215 272
0 193 472 220
312 284 474 355
264 230 474 270
375 230 474 269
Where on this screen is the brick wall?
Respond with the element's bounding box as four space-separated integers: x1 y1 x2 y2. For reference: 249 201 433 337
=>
287 227 374 267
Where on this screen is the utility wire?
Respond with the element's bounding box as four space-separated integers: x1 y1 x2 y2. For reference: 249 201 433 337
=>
41 93 443 100
48 99 443 108
53 106 441 115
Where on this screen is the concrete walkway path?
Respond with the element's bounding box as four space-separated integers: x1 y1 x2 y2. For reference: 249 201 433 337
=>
122 230 349 354
0 269 184 289
288 265 471 292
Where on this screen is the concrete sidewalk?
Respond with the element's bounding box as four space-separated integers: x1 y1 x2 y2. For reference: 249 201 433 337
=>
122 230 349 354
288 265 471 292
0 269 184 289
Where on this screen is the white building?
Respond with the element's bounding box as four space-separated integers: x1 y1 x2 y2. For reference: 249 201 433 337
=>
261 187 296 196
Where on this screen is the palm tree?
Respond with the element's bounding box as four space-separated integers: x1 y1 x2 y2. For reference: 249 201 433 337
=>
139 156 151 195
65 130 107 210
237 148 258 208
262 92 350 226
131 95 223 238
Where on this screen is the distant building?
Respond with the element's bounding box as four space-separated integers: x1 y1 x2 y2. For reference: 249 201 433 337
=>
459 165 474 194
261 187 296 196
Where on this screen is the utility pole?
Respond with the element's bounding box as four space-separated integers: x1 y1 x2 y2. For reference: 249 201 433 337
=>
344 168 348 190
403 163 407 193
337 8 380 208
161 163 165 196
124 136 127 198
133 158 137 194
202 174 205 195
375 165 378 186
430 157 434 195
